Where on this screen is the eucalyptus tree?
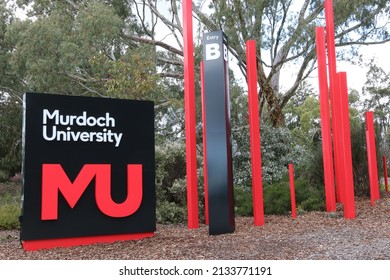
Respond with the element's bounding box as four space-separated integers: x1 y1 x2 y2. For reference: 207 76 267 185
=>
6 0 179 106
0 1 21 102
0 2 23 178
362 62 390 155
130 0 390 126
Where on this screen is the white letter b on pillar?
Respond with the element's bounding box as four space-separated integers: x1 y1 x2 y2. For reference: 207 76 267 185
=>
205 43 221 60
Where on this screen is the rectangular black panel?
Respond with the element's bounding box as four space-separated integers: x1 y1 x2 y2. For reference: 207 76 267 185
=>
21 92 155 241
202 31 235 235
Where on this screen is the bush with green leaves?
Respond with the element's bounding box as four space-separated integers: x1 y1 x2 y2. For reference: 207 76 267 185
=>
155 142 205 224
155 142 186 223
300 116 382 197
232 122 308 188
0 183 21 230
234 186 253 217
263 178 325 215
232 177 324 217
0 203 20 230
0 99 22 181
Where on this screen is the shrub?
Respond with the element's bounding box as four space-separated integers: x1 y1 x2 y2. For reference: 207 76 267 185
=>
263 181 291 215
300 117 383 198
0 100 23 179
0 170 9 183
263 178 324 215
234 186 253 216
232 178 325 217
350 120 370 196
231 122 308 189
0 204 20 230
155 142 187 203
156 200 187 224
155 142 205 224
0 192 21 230
294 179 325 212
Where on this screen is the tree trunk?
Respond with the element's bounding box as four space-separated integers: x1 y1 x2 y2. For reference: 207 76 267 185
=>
257 59 285 127
260 84 284 127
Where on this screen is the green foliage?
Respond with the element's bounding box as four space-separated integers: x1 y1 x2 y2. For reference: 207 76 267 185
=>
4 1 163 102
263 181 291 215
234 187 253 217
233 177 324 217
362 62 390 160
0 183 21 230
155 142 205 224
105 46 159 100
349 119 368 196
0 171 9 183
232 120 308 188
155 143 186 203
0 99 23 180
156 200 187 224
263 178 325 215
296 111 382 198
0 202 20 230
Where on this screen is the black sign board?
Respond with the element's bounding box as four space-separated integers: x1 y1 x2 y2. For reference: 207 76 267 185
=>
21 92 155 243
202 31 235 235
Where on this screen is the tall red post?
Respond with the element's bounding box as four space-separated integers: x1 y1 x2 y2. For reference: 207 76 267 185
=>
245 40 264 226
383 155 389 193
335 75 347 204
200 61 209 224
288 164 297 219
325 0 344 204
338 72 355 219
315 26 336 212
182 0 199 228
366 111 380 205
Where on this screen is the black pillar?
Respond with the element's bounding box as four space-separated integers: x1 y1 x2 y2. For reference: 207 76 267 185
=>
202 30 235 235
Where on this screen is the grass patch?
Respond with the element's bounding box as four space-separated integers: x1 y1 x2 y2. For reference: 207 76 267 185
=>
0 203 20 230
0 183 21 230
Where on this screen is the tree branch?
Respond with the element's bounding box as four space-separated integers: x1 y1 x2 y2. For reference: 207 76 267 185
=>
280 49 317 108
154 100 172 110
133 0 153 38
146 0 181 30
157 57 183 66
124 34 183 56
155 72 183 79
337 37 390 47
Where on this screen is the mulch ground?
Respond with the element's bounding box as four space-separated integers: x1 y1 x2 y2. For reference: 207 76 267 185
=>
1 193 390 260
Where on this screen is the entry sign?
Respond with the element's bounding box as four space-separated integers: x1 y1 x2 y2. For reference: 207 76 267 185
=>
202 31 235 235
21 92 155 250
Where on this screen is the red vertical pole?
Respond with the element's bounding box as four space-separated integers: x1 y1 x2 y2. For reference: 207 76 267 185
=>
338 72 355 219
365 111 380 205
325 0 343 204
200 61 209 224
315 27 336 212
366 129 375 206
383 155 389 193
288 164 297 219
335 75 347 204
182 0 199 228
245 40 264 226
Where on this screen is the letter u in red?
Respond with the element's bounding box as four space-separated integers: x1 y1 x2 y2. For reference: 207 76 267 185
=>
95 164 143 217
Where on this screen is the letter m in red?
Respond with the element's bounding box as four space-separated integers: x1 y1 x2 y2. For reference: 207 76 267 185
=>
41 164 142 220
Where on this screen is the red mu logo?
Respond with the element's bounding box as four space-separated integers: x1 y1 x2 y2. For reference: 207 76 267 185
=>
41 164 142 220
